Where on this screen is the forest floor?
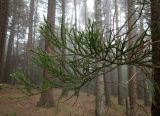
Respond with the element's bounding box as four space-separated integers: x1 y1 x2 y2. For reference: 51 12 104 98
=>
0 85 150 116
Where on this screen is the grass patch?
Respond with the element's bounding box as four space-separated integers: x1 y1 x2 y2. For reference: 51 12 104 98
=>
8 112 17 116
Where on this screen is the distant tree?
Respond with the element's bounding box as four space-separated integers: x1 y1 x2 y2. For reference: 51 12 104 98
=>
33 0 39 49
127 0 138 115
26 0 35 81
15 0 29 73
102 0 112 106
115 0 124 105
61 0 68 97
83 0 90 96
139 3 151 106
3 0 18 83
0 0 9 83
74 0 77 31
95 0 106 116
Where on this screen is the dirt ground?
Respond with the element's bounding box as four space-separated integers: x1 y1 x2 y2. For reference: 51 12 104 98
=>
0 86 150 116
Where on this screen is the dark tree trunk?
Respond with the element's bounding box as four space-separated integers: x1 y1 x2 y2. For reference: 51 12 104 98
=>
151 0 160 115
26 0 35 81
3 1 17 83
0 0 9 83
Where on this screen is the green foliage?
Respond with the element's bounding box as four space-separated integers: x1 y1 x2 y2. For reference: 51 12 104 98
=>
0 84 8 89
8 112 17 116
14 19 153 96
12 71 36 94
37 19 152 89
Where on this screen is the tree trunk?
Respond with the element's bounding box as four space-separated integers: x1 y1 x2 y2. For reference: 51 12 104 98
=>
37 0 56 107
127 0 137 115
74 0 77 31
115 0 124 105
3 1 17 83
103 0 112 101
33 0 39 49
103 68 111 106
83 0 90 96
95 0 106 116
136 69 144 100
118 66 124 105
15 24 20 71
37 89 54 107
111 69 118 96
151 0 160 115
0 0 9 83
26 0 35 81
144 78 151 106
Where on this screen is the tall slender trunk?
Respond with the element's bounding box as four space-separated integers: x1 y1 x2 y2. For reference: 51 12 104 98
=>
127 0 137 115
0 0 9 83
83 0 90 96
118 65 124 105
95 0 106 116
151 0 160 115
103 0 112 104
74 0 77 31
115 0 124 105
144 77 151 106
33 0 39 49
26 0 35 80
15 24 20 71
3 1 17 83
37 0 56 107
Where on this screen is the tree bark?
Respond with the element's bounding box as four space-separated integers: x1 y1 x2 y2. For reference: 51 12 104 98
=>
103 68 111 106
95 0 106 116
151 0 160 115
26 0 35 81
74 0 77 31
0 0 9 83
144 78 151 106
37 0 56 107
3 0 17 83
115 0 124 105
118 66 124 105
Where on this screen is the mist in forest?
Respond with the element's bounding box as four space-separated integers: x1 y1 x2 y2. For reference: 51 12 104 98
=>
0 0 160 116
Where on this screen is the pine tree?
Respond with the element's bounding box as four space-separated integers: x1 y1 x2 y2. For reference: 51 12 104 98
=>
0 0 9 82
37 0 56 107
4 0 17 83
151 0 160 115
